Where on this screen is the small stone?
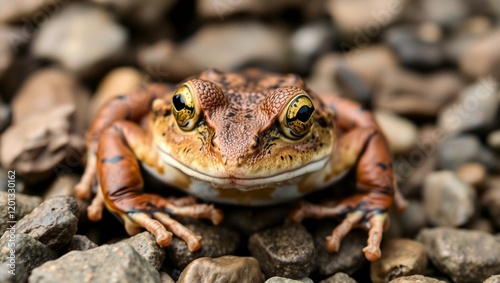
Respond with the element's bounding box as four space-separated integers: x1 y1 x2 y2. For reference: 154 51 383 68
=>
29 242 160 283
417 228 500 283
43 174 88 218
438 81 499 135
223 205 289 235
487 130 500 153
166 220 240 269
375 70 462 117
444 16 493 63
32 3 128 75
90 0 176 26
159 272 175 283
179 22 289 73
314 224 366 276
249 223 315 279
393 201 427 238
0 233 58 274
465 217 495 234
0 261 28 283
0 0 60 23
454 162 487 189
122 231 165 270
423 171 475 227
437 135 498 171
460 29 500 80
0 192 42 234
320 272 358 283
60 235 98 255
15 196 79 250
374 111 418 155
388 275 446 283
0 68 89 183
327 0 407 36
383 25 445 70
89 67 144 121
265 277 314 283
291 21 335 73
484 275 500 283
178 256 264 283
370 239 428 283
481 184 500 229
416 0 468 28
197 0 304 18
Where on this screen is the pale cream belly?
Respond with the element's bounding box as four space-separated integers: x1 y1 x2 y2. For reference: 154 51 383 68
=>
142 162 348 206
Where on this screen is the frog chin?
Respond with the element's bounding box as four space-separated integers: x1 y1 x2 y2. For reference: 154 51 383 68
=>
158 150 329 190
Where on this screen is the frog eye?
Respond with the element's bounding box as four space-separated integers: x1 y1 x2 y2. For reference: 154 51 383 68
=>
172 84 199 131
280 94 315 140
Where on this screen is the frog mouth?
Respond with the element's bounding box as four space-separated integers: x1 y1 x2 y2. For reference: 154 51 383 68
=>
157 149 328 189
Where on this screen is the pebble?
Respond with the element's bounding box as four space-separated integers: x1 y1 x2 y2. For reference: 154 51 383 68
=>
423 171 475 227
165 220 240 269
444 16 493 63
32 3 128 75
388 275 446 283
43 174 88 217
481 185 500 229
197 0 304 19
334 64 372 107
438 81 499 135
417 228 500 283
454 162 487 189
179 22 289 73
327 0 406 37
437 135 498 171
487 130 500 153
319 272 358 283
374 110 418 155
160 271 175 283
0 192 42 234
122 231 165 270
265 277 314 283
90 0 177 26
460 29 500 80
0 233 58 274
248 223 315 279
484 275 500 283
178 256 264 283
0 0 59 23
89 67 144 121
15 196 79 250
314 223 367 277
370 239 428 283
465 217 495 234
383 25 445 70
60 235 98 254
393 201 427 238
223 205 289 235
417 0 468 28
306 53 343 94
29 242 160 283
375 70 462 117
0 68 89 183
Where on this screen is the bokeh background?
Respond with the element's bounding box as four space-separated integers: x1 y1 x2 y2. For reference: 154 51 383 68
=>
1 0 500 282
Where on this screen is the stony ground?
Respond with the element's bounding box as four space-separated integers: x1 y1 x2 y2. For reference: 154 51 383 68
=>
0 0 500 283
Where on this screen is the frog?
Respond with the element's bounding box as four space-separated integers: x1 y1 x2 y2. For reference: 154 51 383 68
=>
75 69 406 262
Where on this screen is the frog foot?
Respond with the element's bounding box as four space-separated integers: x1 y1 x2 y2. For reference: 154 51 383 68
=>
289 193 391 262
111 194 224 252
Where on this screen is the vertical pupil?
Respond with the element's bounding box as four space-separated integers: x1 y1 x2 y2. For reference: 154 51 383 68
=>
297 105 313 122
173 94 186 110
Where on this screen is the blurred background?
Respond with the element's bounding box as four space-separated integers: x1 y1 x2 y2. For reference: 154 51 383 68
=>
1 0 500 281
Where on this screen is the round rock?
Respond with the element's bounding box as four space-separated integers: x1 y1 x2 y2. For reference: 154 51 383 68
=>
375 110 418 155
248 223 315 279
423 171 475 227
121 231 165 270
370 239 428 283
319 272 358 283
165 220 240 269
388 275 446 283
29 242 160 283
178 256 264 283
417 228 500 283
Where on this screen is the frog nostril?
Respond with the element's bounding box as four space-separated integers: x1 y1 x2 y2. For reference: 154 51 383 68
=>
251 136 260 149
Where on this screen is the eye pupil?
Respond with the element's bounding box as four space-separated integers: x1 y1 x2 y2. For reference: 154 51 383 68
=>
173 94 186 110
297 105 313 122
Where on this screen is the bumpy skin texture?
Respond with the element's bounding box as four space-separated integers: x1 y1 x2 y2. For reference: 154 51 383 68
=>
76 69 406 261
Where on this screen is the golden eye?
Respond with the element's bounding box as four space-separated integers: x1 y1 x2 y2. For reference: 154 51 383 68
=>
172 84 199 131
280 94 315 140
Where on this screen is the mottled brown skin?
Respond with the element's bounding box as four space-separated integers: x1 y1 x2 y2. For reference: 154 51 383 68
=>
76 69 406 261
